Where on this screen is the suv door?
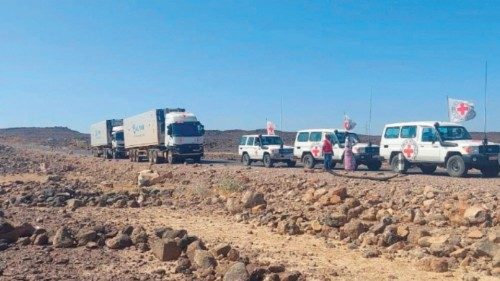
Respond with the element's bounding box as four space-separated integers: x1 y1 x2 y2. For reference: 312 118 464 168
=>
381 126 401 160
294 132 310 158
415 126 441 162
309 131 323 160
328 132 343 161
246 137 256 159
239 136 248 156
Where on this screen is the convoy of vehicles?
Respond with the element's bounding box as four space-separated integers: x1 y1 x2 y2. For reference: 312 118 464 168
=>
90 113 499 178
123 108 205 164
238 134 295 167
90 119 126 159
380 121 500 177
293 129 382 170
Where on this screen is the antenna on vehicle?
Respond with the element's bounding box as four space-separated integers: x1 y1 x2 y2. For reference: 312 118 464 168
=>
280 95 283 136
482 61 488 146
446 95 450 122
368 88 373 146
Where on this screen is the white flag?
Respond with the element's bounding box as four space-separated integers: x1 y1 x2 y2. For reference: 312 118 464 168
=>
448 98 476 123
266 121 276 135
343 115 356 131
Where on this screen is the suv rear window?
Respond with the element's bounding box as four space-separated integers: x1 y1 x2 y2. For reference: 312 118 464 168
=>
384 127 400 139
401 126 417 138
297 132 309 142
239 137 247 145
309 132 322 142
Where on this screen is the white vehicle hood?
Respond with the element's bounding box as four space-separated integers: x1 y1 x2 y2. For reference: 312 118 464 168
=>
445 140 499 147
353 143 379 148
266 145 294 150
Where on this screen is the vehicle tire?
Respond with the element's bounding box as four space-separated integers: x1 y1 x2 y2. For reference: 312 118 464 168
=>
480 165 500 178
390 153 408 174
242 153 252 166
367 160 382 171
129 150 134 162
287 160 297 167
446 155 467 177
263 154 274 168
419 164 437 175
167 152 177 164
302 154 315 169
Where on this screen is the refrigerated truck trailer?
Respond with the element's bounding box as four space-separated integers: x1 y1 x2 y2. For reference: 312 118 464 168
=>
123 108 205 164
90 119 126 159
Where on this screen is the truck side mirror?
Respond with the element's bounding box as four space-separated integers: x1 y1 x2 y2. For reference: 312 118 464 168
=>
199 125 205 135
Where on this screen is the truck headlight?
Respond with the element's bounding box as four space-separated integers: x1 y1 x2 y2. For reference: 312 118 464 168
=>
462 146 479 155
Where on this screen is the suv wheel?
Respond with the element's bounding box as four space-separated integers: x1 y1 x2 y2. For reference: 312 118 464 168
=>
480 165 499 178
242 153 252 166
390 153 408 173
367 160 382 171
446 155 467 177
303 154 315 169
263 154 273 168
419 164 437 175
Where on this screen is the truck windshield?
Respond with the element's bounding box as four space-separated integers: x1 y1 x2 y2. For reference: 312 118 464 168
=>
261 136 283 146
335 132 360 144
115 132 124 141
171 122 204 137
437 126 471 141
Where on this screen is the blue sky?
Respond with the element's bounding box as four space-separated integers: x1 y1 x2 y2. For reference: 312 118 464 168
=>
1 1 499 134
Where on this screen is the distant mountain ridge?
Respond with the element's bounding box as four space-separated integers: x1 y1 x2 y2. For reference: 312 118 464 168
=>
1 127 499 152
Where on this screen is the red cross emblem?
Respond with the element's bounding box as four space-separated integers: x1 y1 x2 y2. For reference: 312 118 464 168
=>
311 146 321 157
403 144 414 158
456 103 469 116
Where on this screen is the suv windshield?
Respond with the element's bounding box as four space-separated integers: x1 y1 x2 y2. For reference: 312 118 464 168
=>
437 126 471 141
171 122 204 137
335 132 360 144
261 136 283 146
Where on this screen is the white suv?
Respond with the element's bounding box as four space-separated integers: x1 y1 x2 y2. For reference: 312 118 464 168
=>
380 121 500 177
238 135 295 168
293 129 382 170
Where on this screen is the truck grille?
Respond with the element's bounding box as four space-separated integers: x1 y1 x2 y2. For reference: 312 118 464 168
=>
479 145 500 154
365 146 380 155
175 144 203 154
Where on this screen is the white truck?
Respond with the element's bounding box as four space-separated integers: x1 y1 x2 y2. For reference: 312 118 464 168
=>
123 108 205 164
293 129 382 170
90 119 126 159
238 134 295 168
380 121 500 177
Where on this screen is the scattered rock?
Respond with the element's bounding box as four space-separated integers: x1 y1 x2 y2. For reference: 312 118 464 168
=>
152 239 182 261
52 227 76 248
223 262 249 281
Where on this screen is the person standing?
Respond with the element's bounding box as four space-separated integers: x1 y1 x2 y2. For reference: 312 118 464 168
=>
344 132 357 171
322 134 334 171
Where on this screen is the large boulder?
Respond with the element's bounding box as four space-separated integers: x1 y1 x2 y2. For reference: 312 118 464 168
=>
223 262 249 281
152 239 182 261
76 229 97 246
0 219 18 243
241 191 266 209
463 205 490 225
193 250 217 269
53 227 76 248
138 170 161 187
105 233 132 250
340 220 368 240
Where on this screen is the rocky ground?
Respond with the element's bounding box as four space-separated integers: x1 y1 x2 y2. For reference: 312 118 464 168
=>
0 142 499 281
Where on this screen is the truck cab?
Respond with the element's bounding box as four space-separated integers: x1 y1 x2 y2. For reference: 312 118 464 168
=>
164 110 205 163
380 121 500 177
293 129 382 170
239 135 295 168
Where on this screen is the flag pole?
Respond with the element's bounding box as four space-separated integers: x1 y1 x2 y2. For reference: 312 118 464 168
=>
368 88 373 146
446 95 450 122
483 61 488 145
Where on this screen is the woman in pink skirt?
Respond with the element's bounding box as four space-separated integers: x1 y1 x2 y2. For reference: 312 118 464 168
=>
343 132 357 171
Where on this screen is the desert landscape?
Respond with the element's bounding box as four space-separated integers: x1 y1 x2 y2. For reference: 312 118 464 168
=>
0 128 498 281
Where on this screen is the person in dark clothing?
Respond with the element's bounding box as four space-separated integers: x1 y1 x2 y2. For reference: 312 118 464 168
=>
322 134 334 171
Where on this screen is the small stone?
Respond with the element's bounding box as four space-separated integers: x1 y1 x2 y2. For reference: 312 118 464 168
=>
105 233 132 250
463 205 489 225
67 199 83 210
152 239 182 261
223 262 249 281
194 250 217 269
211 243 231 258
52 227 76 248
418 257 448 272
467 229 483 239
362 249 381 258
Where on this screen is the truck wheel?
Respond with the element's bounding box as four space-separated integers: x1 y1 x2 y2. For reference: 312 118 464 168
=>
446 155 467 177
419 164 437 175
263 154 274 168
367 160 382 171
390 153 408 174
167 152 177 164
242 153 252 166
287 160 297 167
480 165 499 178
302 154 315 169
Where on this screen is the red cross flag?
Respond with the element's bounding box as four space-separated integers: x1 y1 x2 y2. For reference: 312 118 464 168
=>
266 121 276 135
343 115 357 131
448 98 476 123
